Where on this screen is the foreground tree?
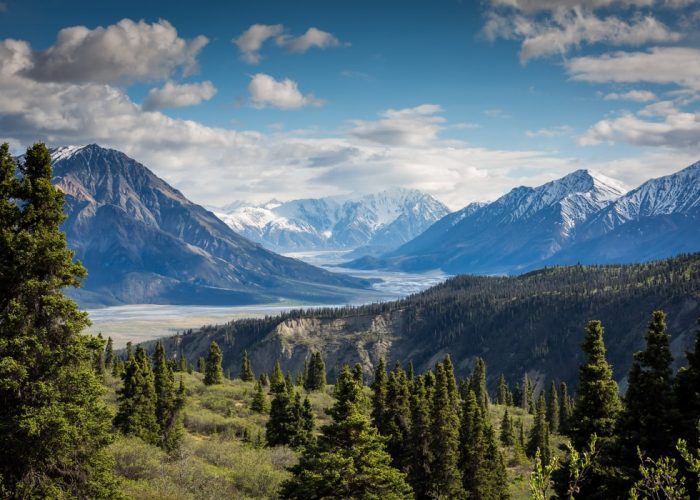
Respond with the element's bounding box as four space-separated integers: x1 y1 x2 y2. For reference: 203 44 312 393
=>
0 143 119 497
204 341 224 385
304 351 327 391
280 366 412 499
675 318 700 447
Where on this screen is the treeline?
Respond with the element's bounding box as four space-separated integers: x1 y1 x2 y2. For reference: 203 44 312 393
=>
165 252 700 388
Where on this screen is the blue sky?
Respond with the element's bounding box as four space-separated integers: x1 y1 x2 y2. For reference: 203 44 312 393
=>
0 0 699 208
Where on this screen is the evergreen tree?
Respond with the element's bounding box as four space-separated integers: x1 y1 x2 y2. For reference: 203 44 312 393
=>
94 332 106 376
547 380 560 434
443 354 461 412
500 407 515 447
251 380 270 413
385 362 412 471
152 341 184 451
352 363 364 384
407 376 432 498
569 320 622 450
288 393 315 449
371 357 389 435
0 143 119 498
497 374 510 406
559 381 573 433
429 363 466 498
260 372 269 387
197 356 206 374
177 352 187 372
521 373 532 413
619 311 676 479
470 357 489 410
676 317 700 446
115 346 159 445
280 366 412 499
303 352 327 391
527 393 551 466
266 382 297 446
104 336 114 370
204 341 224 385
240 350 255 382
270 360 286 394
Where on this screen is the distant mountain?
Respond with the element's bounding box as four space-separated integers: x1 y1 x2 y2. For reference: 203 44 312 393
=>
538 162 700 267
47 144 370 307
347 169 629 274
214 188 450 256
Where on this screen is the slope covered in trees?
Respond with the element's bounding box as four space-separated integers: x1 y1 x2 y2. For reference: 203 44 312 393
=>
160 253 700 390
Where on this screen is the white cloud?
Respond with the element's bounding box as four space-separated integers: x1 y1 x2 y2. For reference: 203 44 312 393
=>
25 19 208 84
233 24 344 64
233 24 284 64
142 81 217 111
580 107 700 148
483 8 681 63
248 73 325 109
276 27 342 53
603 89 657 101
487 0 692 12
526 125 574 137
347 104 447 147
567 47 700 90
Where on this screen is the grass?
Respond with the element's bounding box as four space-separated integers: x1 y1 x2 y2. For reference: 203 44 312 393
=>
105 371 562 499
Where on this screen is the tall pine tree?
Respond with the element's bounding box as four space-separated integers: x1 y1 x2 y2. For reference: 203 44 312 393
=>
280 366 412 499
0 143 119 498
240 350 255 382
547 380 560 434
204 341 224 385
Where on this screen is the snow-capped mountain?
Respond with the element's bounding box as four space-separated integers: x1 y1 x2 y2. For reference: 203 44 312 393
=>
346 169 630 274
214 188 450 255
45 144 369 306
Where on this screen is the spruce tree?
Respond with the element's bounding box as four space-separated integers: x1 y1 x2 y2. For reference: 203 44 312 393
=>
0 143 118 498
385 362 412 471
280 366 412 499
547 380 560 434
569 320 622 450
104 336 114 370
371 357 389 435
266 382 297 446
304 352 327 391
559 381 573 433
443 354 461 412
407 376 432 498
470 357 489 411
240 350 255 382
197 356 206 373
251 380 270 413
429 363 466 498
521 374 532 413
204 341 224 385
270 360 286 394
115 346 159 444
352 363 364 384
676 317 700 446
500 407 515 446
497 374 510 406
619 311 675 471
527 393 551 466
152 341 184 451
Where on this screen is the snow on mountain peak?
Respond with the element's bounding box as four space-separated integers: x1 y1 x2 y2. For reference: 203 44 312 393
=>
50 145 87 163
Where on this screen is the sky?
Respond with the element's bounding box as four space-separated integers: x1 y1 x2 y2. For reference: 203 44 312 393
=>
0 0 699 209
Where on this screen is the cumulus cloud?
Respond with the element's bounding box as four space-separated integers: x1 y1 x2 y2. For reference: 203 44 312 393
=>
603 89 657 101
566 47 700 90
487 0 693 12
483 7 681 63
233 24 284 64
248 73 325 109
348 104 447 146
233 24 345 64
142 81 217 111
23 19 208 84
276 27 342 52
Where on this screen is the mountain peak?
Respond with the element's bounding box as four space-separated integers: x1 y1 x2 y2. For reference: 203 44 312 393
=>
547 169 628 201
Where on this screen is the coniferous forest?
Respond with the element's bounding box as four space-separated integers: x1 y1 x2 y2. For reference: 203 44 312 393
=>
1 144 700 499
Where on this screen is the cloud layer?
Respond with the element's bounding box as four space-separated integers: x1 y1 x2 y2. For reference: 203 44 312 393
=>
248 73 325 109
233 24 344 64
142 81 217 111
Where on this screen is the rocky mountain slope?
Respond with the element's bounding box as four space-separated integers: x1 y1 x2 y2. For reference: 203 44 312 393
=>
48 144 370 307
156 253 700 390
214 188 450 256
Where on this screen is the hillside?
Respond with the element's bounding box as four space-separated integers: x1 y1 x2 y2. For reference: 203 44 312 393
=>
157 253 700 391
46 144 371 306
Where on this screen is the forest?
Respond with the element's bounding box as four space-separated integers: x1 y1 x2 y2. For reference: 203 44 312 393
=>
1 143 699 499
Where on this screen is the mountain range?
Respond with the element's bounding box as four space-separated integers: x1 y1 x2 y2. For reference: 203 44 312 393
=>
346 162 700 275
213 189 449 257
46 144 371 307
